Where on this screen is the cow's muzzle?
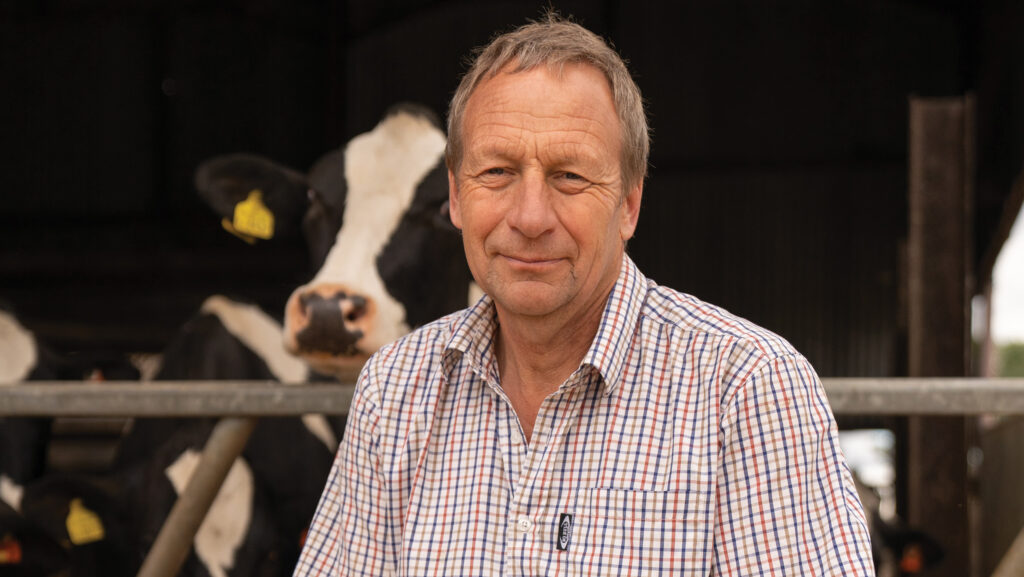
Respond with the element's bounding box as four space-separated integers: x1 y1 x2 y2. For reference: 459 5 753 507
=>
284 284 376 362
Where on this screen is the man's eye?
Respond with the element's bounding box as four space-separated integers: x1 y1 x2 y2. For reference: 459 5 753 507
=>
484 167 506 176
563 172 583 180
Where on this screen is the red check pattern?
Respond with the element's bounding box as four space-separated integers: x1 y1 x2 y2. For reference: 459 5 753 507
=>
295 256 874 576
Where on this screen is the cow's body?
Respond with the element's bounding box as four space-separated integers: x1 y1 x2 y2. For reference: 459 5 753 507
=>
117 297 335 576
1 305 145 575
126 419 285 577
1 306 61 496
0 305 137 505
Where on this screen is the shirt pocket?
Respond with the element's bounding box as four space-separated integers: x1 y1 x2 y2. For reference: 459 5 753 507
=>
565 487 712 576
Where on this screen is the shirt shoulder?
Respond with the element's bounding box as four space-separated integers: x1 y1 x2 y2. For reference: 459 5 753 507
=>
360 310 462 380
353 308 470 419
640 280 801 370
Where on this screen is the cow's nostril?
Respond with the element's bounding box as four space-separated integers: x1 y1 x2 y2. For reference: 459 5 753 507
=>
345 296 368 322
299 292 312 311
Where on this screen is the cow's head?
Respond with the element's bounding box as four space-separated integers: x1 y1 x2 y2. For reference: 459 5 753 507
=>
196 104 473 376
286 104 472 374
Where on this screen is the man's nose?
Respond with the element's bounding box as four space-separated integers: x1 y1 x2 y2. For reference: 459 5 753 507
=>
507 173 556 238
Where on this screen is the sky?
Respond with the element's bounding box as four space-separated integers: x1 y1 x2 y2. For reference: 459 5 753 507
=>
991 203 1024 344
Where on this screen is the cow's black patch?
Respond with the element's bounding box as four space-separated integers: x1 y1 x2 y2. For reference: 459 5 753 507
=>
377 159 472 329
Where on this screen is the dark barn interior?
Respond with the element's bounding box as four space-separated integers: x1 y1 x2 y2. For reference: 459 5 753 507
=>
2 1 1023 575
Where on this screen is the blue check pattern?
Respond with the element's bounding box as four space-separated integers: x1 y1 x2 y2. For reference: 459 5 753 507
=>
295 256 874 576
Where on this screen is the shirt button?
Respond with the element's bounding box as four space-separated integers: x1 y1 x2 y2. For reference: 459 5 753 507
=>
516 516 533 533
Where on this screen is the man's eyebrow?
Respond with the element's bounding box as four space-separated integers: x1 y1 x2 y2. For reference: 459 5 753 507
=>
466 140 525 162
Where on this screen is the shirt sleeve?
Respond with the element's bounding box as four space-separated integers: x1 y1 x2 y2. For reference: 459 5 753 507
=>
293 367 394 576
712 354 875 576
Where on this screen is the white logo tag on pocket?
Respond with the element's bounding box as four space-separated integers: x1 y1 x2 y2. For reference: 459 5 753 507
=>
557 513 574 551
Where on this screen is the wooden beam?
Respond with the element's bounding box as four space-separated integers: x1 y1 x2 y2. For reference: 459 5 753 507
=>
907 95 974 577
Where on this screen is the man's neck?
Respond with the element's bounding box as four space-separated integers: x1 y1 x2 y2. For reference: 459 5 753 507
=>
493 291 608 441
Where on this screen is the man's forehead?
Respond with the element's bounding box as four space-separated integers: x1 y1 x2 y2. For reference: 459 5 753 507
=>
478 61 612 95
464 66 616 128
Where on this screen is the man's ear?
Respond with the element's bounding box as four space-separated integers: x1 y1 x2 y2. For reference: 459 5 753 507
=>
619 181 643 241
448 170 463 230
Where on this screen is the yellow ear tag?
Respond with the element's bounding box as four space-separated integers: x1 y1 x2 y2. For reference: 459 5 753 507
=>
65 498 105 546
232 189 275 240
221 218 258 245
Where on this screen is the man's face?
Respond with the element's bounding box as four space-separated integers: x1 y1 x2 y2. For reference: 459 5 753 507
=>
449 63 641 324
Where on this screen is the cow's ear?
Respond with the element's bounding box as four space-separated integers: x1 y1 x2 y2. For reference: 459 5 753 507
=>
194 153 310 240
447 170 463 230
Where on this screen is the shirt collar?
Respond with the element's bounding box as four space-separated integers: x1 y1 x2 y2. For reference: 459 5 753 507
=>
443 255 648 394
579 255 647 395
444 292 500 384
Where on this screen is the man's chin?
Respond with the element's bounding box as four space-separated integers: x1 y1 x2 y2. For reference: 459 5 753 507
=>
489 285 569 319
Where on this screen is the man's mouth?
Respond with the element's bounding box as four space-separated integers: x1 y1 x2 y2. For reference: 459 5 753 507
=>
501 254 562 267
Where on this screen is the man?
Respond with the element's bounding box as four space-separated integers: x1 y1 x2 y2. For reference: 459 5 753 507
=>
296 14 874 576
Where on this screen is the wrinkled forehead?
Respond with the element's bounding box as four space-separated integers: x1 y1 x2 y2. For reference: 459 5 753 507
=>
461 64 622 160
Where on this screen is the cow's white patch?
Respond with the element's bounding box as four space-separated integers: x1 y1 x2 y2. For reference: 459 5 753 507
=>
309 110 447 352
0 474 24 512
201 296 309 383
165 449 253 577
201 296 336 450
0 310 37 385
130 353 164 381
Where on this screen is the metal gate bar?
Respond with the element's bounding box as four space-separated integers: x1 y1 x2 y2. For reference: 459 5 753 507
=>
2 378 1024 416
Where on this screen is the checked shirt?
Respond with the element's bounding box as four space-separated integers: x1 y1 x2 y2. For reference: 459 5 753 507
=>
296 256 874 576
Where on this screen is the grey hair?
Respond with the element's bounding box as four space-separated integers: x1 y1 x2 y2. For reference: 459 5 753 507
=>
445 13 649 193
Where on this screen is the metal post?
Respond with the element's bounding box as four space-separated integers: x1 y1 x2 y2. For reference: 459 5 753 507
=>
906 95 974 576
136 417 258 577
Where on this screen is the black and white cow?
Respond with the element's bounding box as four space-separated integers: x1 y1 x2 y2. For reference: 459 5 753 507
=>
115 299 336 577
197 103 474 376
0 472 138 577
0 304 56 501
124 419 285 577
1 303 138 510
0 304 144 576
